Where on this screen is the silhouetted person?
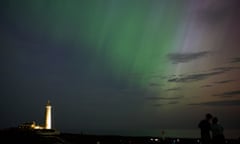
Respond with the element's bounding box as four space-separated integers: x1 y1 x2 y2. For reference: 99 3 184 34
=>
198 113 212 144
211 117 225 144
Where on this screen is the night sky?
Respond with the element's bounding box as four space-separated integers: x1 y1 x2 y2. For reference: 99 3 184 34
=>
1 0 240 137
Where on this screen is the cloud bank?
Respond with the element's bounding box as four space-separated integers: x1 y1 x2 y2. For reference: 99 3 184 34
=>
230 57 240 63
168 51 210 64
213 90 240 97
168 71 224 83
146 96 184 100
168 66 240 83
189 100 240 106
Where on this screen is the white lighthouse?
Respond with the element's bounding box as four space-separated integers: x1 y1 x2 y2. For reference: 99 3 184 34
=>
45 100 52 129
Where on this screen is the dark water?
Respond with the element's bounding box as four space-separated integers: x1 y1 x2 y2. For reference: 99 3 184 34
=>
1 128 239 144
148 129 240 139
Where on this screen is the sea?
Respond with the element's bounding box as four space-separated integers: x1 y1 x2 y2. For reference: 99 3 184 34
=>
147 129 240 139
64 129 240 140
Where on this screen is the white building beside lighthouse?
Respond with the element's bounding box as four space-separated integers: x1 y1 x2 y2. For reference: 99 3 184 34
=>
45 100 52 129
18 100 60 135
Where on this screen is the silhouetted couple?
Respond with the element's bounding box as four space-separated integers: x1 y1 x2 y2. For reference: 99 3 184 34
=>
198 113 225 144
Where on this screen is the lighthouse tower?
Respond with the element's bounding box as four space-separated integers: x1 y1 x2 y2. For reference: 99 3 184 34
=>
45 100 52 129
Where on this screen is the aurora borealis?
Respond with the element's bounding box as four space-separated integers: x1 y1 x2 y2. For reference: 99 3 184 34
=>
1 0 240 138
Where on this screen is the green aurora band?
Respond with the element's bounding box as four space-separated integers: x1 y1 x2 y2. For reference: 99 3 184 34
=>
6 1 186 88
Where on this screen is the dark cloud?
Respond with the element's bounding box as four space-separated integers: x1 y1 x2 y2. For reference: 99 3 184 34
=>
165 87 181 91
168 71 224 83
213 90 240 97
167 51 210 64
230 57 240 63
152 101 179 107
189 100 240 106
214 80 235 84
212 66 240 72
201 85 213 88
146 96 183 100
168 66 240 83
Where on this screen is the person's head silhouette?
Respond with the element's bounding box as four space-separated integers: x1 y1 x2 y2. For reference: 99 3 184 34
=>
212 117 218 124
206 113 212 120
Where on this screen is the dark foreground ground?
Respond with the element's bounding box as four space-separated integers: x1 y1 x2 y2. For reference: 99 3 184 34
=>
0 128 239 144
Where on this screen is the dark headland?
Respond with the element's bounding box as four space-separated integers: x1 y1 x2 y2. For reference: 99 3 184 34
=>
0 127 239 144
